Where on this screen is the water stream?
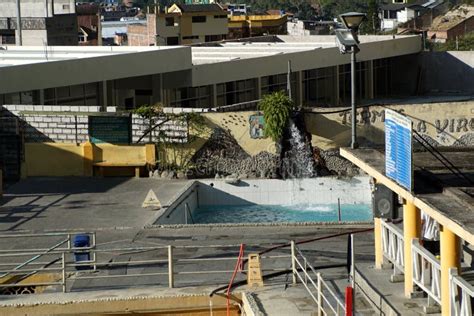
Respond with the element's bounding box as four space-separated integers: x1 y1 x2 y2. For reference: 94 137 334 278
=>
280 119 316 179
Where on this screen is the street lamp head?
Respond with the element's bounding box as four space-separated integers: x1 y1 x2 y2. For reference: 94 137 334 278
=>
339 12 366 31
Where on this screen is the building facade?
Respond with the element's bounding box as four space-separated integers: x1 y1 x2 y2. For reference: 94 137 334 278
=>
0 35 425 111
0 0 77 46
128 4 228 46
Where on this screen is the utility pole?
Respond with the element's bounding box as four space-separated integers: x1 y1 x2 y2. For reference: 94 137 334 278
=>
16 0 22 46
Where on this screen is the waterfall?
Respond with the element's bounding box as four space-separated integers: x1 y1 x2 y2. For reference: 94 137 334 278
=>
280 119 316 179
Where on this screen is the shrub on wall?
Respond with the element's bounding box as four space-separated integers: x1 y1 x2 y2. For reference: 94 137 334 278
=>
259 91 293 141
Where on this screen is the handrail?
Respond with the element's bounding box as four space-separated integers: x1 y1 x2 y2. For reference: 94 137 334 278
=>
0 238 68 279
450 268 474 316
381 220 404 275
292 242 345 315
411 238 441 305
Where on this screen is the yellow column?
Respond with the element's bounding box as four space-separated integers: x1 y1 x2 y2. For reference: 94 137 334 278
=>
403 201 421 297
374 217 384 269
145 144 156 165
440 225 460 316
83 141 94 177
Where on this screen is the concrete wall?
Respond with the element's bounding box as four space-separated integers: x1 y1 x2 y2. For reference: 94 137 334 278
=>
420 51 474 94
156 181 199 224
306 101 474 150
1 105 188 144
197 177 371 206
0 0 75 18
24 143 85 176
2 105 101 143
23 142 154 177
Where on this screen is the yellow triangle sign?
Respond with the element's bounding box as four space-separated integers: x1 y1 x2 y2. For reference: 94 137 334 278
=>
142 189 161 209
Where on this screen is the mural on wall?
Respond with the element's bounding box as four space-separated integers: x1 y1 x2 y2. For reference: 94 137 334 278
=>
249 115 265 139
332 102 474 147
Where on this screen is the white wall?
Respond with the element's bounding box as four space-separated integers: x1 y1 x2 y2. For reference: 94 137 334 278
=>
198 177 371 206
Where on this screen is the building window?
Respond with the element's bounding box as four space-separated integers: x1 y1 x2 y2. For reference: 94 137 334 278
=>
214 15 227 19
170 85 212 108
0 30 15 44
63 4 70 10
166 37 179 45
216 79 257 107
205 34 224 42
192 16 206 23
303 66 336 107
261 73 296 96
374 58 392 98
183 35 199 40
339 62 368 106
165 17 174 26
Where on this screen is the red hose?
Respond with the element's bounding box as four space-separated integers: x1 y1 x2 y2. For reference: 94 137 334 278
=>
226 243 245 316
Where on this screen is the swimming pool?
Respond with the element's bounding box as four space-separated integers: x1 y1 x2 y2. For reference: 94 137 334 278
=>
154 177 373 225
192 203 372 224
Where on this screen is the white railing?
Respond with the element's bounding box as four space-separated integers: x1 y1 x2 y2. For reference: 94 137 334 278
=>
411 238 441 306
450 268 474 316
381 220 404 276
291 241 345 315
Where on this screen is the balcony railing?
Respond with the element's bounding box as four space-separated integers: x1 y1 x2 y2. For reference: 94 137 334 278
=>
411 238 441 306
450 268 474 316
381 220 404 277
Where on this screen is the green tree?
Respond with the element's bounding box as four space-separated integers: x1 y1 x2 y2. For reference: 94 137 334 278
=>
259 91 293 141
360 0 379 34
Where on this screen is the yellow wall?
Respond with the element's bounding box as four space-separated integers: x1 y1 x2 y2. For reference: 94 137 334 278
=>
306 101 474 150
93 144 147 164
23 143 154 177
24 143 85 177
159 111 276 168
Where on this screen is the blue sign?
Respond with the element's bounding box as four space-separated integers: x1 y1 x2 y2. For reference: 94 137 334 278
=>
385 109 413 191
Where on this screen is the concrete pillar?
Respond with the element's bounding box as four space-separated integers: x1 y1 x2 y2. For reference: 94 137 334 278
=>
39 89 45 105
256 77 262 100
403 201 421 297
212 84 217 108
151 74 161 105
297 71 303 108
368 60 374 99
374 217 384 269
334 65 340 106
101 81 107 111
440 225 460 316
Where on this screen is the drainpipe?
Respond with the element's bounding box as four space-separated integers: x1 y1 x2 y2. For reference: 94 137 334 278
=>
16 0 22 46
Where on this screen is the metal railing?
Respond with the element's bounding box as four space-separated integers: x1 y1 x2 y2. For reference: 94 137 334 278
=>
411 238 441 306
381 220 404 276
215 99 261 112
450 268 474 316
0 232 96 293
0 237 291 294
291 241 345 315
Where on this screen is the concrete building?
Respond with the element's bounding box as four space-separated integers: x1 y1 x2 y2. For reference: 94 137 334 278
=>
0 35 426 112
0 0 77 46
128 4 228 46
380 0 447 31
228 14 288 39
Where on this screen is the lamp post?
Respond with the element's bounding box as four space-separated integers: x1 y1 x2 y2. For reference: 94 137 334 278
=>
335 12 366 149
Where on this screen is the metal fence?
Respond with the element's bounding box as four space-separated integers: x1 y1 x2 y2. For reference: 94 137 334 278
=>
290 241 346 315
0 233 292 293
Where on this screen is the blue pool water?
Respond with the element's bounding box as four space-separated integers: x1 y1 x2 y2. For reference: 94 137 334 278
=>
193 204 372 224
